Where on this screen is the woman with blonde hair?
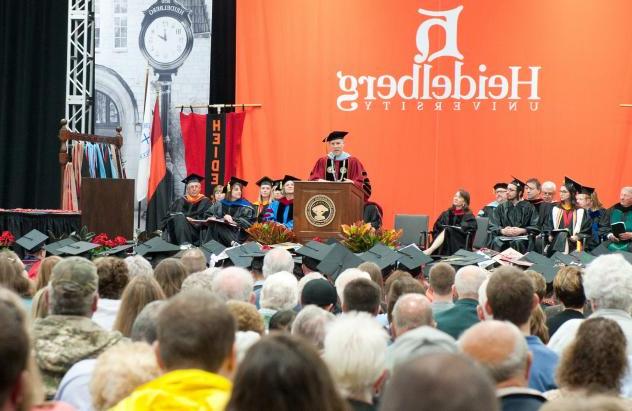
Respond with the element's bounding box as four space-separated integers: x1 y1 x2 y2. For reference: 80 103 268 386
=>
113 275 166 337
0 250 34 307
34 256 62 291
252 176 274 222
153 258 188 298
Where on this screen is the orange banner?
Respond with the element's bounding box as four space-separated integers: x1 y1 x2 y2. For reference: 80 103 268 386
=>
236 0 632 227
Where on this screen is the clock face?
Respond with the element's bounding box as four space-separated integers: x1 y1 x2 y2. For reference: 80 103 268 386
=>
143 16 189 65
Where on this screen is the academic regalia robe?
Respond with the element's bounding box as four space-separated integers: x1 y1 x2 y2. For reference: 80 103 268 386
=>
488 201 540 253
527 199 554 231
431 208 478 255
599 203 632 252
161 196 211 246
265 198 294 230
588 208 606 247
309 152 382 227
543 205 592 255
201 199 256 246
252 200 272 223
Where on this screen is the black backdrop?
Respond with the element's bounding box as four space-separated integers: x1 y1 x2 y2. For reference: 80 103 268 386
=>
0 0 69 209
0 0 236 210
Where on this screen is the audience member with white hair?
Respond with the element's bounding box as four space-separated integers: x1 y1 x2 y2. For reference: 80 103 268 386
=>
259 271 298 330
334 268 370 306
459 320 547 410
323 312 388 410
291 305 335 350
541 181 557 203
391 293 434 339
435 265 487 339
548 254 632 356
179 248 207 274
212 266 255 303
180 268 218 292
124 255 153 278
255 248 296 308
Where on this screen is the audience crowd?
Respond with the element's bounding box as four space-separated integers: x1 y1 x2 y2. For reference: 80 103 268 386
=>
2 243 632 411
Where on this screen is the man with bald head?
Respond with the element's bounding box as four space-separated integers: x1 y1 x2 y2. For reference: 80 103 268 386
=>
459 321 547 411
600 186 632 252
391 293 434 339
435 265 488 339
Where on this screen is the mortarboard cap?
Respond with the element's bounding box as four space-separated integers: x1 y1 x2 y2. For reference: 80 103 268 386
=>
281 175 301 185
509 176 526 190
551 252 580 267
528 261 561 283
44 238 76 256
396 244 433 271
272 179 283 190
295 241 333 262
317 243 364 280
493 182 508 191
226 176 248 188
322 131 348 143
135 237 181 257
520 251 552 266
359 243 399 270
181 173 204 185
56 241 100 257
563 176 582 194
301 279 338 307
579 185 595 195
570 250 595 266
442 249 490 267
199 240 226 262
224 242 263 268
95 243 135 257
16 229 48 252
256 176 274 187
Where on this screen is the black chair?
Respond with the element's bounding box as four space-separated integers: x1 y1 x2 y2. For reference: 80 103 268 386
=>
394 214 430 248
470 216 489 250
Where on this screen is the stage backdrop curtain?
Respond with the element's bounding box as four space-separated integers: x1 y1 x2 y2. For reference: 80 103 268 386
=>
0 0 68 210
236 0 632 227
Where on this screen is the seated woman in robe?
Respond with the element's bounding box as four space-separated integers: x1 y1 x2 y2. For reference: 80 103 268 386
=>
161 173 211 246
424 189 478 256
264 175 299 230
575 186 605 250
211 184 225 204
252 176 274 222
543 177 592 255
201 177 255 246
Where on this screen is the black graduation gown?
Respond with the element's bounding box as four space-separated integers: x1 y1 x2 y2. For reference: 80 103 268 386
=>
488 200 540 253
527 199 554 231
542 206 593 255
202 199 256 246
431 208 478 255
161 196 211 246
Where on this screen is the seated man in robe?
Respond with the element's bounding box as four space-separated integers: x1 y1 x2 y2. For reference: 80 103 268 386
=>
524 177 553 231
161 174 211 246
599 186 632 252
488 177 540 253
309 131 382 228
478 183 507 218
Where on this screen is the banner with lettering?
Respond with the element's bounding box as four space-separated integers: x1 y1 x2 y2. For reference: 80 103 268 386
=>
236 0 632 226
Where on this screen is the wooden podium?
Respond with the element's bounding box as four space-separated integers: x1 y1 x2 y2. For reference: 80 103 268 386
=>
80 178 134 239
293 181 364 243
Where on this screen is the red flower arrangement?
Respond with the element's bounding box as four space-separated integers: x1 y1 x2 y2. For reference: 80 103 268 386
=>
0 231 15 248
91 233 128 254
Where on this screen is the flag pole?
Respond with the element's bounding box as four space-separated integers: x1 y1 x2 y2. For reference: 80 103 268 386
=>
138 67 150 230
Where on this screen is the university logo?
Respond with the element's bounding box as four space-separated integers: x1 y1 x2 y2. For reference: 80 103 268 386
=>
336 5 541 113
305 195 336 227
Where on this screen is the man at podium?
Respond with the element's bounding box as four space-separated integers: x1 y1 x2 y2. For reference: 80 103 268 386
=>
309 131 382 228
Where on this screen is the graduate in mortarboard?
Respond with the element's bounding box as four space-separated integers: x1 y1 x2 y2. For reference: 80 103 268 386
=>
478 182 508 218
424 189 478 256
575 185 605 246
543 177 592 255
252 176 274 222
308 131 383 228
161 174 211 246
201 177 255 246
264 175 299 230
488 177 540 253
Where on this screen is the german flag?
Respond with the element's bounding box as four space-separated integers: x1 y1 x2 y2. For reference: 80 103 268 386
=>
146 97 169 232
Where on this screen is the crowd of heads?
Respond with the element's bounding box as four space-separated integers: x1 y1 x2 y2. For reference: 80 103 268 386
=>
2 241 632 410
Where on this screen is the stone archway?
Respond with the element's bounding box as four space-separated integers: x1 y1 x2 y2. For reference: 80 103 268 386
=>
95 64 140 180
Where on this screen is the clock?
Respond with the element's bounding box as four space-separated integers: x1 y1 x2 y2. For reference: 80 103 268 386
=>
139 0 194 73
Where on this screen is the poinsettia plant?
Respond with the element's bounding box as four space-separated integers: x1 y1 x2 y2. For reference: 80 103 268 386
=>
246 222 297 245
0 231 15 248
340 221 403 253
91 233 129 255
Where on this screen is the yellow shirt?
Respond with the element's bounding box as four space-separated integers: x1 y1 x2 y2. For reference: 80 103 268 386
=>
110 369 232 411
